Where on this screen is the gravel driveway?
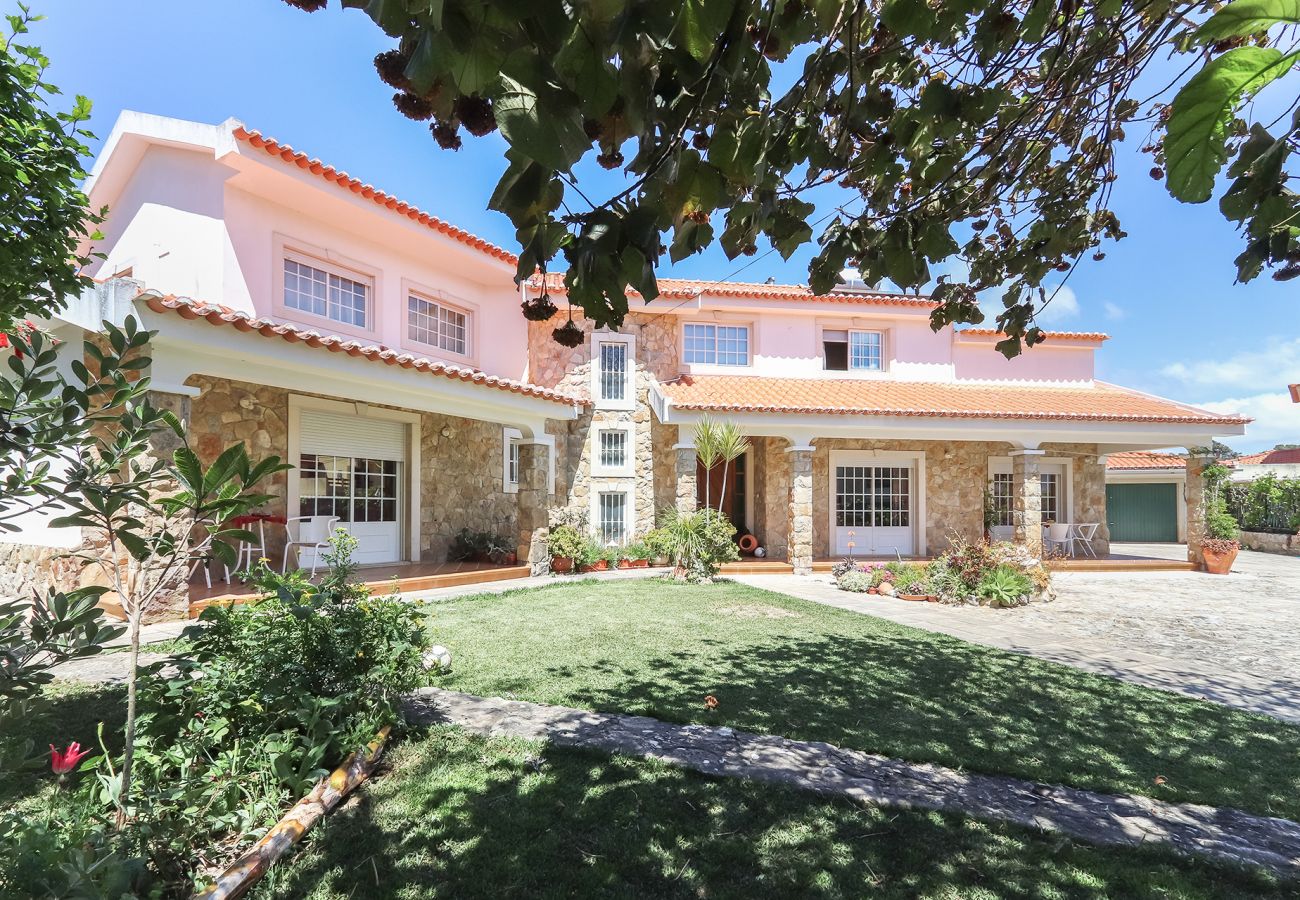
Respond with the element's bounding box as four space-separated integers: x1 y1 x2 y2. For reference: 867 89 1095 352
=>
737 544 1300 723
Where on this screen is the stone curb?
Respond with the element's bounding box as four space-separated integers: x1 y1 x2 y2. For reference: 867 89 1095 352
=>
405 688 1300 878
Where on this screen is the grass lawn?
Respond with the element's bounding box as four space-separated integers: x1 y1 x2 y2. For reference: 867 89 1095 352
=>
255 726 1290 899
422 578 1300 821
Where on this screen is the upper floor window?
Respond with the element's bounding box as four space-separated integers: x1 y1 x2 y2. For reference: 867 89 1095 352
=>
591 333 635 410
684 323 749 366
408 293 469 356
283 256 370 329
599 342 627 401
824 329 883 371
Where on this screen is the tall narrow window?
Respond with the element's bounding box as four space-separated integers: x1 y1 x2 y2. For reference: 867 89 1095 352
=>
991 473 1014 527
507 439 520 487
598 492 627 544
599 430 627 469
1040 473 1060 523
599 341 628 402
684 323 749 365
408 294 469 356
824 329 884 371
284 258 370 328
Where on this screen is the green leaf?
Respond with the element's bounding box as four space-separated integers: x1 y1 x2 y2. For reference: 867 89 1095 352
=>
492 75 589 172
1197 0 1300 43
674 0 735 62
1165 47 1298 203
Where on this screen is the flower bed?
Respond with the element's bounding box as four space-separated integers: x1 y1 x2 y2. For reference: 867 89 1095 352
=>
834 537 1053 608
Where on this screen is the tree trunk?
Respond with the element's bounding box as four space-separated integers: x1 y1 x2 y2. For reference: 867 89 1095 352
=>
116 605 142 828
717 460 729 515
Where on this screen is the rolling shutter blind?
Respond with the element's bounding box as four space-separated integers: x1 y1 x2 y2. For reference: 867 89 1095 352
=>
299 410 407 461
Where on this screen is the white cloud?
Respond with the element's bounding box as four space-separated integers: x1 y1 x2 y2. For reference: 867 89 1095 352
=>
1161 337 1300 390
1035 285 1080 324
1103 301 1126 321
1197 391 1300 453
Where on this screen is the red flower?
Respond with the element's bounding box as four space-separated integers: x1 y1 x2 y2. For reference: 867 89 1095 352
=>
50 742 91 775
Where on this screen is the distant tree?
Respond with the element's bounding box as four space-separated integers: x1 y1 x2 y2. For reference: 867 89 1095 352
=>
280 0 1296 356
1210 440 1239 460
0 6 103 330
1273 443 1300 450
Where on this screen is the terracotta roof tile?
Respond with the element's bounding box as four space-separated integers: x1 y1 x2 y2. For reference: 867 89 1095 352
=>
139 293 585 408
958 328 1110 342
531 273 938 308
657 375 1251 426
232 127 518 265
1229 448 1300 466
1106 451 1186 470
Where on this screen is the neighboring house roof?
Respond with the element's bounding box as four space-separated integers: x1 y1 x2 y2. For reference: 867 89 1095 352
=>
139 293 586 408
1227 448 1300 467
957 329 1110 343
1291 383 1300 403
232 126 519 266
531 273 939 309
656 375 1251 425
1106 451 1186 470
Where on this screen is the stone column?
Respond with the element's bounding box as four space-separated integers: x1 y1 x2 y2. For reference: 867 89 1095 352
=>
786 445 814 575
1010 449 1044 557
516 440 551 576
1185 450 1211 569
674 442 698 515
1077 454 1111 557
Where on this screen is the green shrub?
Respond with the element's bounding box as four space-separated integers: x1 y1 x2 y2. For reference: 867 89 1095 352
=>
546 524 586 560
658 507 740 582
886 562 930 594
925 558 969 602
976 564 1033 608
836 569 875 592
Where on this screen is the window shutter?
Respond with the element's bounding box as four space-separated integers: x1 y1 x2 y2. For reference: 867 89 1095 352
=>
299 410 408 461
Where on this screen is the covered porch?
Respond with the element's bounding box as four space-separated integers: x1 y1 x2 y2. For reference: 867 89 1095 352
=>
655 379 1248 576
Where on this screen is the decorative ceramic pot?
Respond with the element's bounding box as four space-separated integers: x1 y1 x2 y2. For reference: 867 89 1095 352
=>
551 556 573 574
1202 545 1239 575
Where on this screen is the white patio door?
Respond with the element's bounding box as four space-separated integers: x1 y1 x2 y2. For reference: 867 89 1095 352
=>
298 410 406 565
833 458 915 556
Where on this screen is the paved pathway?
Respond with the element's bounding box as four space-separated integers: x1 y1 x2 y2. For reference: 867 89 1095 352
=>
735 544 1300 723
405 687 1300 878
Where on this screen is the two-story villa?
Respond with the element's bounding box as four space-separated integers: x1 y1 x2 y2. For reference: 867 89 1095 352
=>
0 112 1249 616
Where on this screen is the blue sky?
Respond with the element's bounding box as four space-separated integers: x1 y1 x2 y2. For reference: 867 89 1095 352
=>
32 1 1300 451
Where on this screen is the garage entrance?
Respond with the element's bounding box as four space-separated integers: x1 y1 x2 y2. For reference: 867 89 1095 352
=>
1106 482 1179 542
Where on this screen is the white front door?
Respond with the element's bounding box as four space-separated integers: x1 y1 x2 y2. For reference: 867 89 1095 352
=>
833 459 915 556
298 410 407 565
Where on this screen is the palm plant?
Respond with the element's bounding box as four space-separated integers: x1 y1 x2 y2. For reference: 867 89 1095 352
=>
692 416 750 515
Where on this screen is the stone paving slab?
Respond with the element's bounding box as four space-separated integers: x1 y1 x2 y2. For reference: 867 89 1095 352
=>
406 687 1300 878
733 553 1300 723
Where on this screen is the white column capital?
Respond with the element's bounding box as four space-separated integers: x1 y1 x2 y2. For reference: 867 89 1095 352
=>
1008 448 1046 457
784 443 816 454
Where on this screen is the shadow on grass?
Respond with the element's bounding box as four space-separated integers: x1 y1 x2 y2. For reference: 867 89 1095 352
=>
257 727 1291 900
430 580 1300 821
0 680 126 812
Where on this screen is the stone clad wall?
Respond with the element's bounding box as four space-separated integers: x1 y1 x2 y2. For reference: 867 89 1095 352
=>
1239 530 1300 556
529 311 679 536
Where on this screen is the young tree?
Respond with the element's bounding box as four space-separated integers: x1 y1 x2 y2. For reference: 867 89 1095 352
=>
5 321 287 820
0 6 104 330
279 0 1294 356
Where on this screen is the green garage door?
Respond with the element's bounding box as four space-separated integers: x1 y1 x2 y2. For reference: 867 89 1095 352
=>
1106 482 1179 542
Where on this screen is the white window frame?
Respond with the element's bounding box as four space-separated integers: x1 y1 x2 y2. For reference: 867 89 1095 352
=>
402 279 478 363
987 456 1074 525
590 485 634 546
276 239 378 339
591 422 636 477
590 332 636 411
821 326 886 373
503 428 556 495
683 322 751 367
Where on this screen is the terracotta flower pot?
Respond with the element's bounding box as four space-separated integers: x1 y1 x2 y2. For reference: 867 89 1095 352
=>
551 556 574 574
900 594 929 602
632 559 649 568
617 559 633 569
1202 545 1239 575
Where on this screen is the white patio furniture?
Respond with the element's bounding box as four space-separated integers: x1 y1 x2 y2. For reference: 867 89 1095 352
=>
1043 523 1074 557
282 515 340 576
226 516 269 582
1072 522 1101 558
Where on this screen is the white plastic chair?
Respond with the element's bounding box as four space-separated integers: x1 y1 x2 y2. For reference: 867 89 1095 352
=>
1043 523 1074 557
1072 522 1100 558
282 515 340 576
226 517 268 582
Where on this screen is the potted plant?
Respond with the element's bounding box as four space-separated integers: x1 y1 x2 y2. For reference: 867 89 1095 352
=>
547 525 585 574
578 540 608 573
644 528 672 566
1201 461 1241 575
625 540 650 568
615 546 635 569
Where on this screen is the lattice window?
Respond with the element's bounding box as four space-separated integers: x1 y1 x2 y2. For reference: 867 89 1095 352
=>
834 465 910 527
299 453 399 523
991 473 1014 527
1040 473 1060 523
598 491 626 544
284 258 369 328
849 331 883 370
684 323 749 365
507 439 520 487
408 294 468 355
